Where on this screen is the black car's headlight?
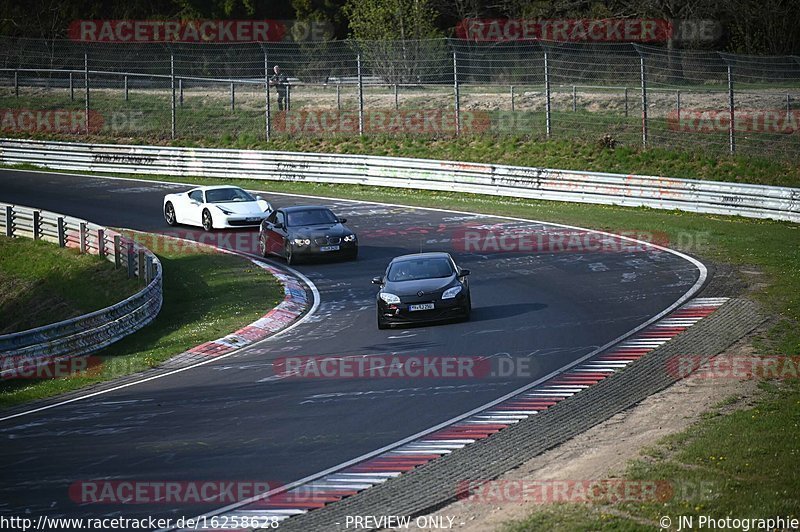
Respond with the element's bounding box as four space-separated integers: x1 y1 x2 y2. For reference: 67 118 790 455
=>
292 238 311 246
379 293 401 304
343 234 357 242
442 285 462 299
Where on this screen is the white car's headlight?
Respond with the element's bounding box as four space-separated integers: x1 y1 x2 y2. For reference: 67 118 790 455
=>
343 234 356 242
379 293 401 304
292 238 311 246
442 286 462 299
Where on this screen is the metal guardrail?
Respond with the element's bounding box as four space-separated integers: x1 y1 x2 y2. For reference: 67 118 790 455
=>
0 201 162 378
1 138 798 222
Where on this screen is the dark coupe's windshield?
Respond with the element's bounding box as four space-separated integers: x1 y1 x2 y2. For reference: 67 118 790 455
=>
205 187 256 203
287 208 338 227
387 258 455 282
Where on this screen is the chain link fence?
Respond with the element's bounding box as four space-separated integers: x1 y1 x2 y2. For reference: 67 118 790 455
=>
0 37 798 158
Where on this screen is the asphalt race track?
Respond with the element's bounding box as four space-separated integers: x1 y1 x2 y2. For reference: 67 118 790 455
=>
0 169 703 524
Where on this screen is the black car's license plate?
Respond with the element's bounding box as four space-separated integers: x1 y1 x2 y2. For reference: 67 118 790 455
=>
320 245 340 252
409 303 435 311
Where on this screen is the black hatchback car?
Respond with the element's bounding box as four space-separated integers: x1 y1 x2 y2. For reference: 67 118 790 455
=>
259 206 358 264
372 252 471 329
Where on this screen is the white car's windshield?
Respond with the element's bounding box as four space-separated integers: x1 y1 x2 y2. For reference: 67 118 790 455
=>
205 188 255 203
387 258 454 282
287 209 338 227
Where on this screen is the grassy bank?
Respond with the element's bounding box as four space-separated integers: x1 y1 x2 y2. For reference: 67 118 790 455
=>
0 233 283 408
0 235 139 334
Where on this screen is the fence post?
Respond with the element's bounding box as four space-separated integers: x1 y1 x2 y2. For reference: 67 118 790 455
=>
544 51 551 139
263 52 271 141
286 82 291 111
230 82 235 111
14 70 18 97
5 206 13 237
124 75 128 101
114 234 121 269
137 250 146 283
84 52 90 135
788 94 791 122
357 53 364 135
127 244 135 279
69 72 74 101
676 90 681 117
79 222 87 254
336 82 341 111
510 85 515 112
453 51 460 135
394 83 399 110
170 54 176 140
97 229 106 258
624 87 628 118
572 85 577 112
57 217 66 247
179 79 183 106
727 63 735 155
639 54 648 149
32 211 41 240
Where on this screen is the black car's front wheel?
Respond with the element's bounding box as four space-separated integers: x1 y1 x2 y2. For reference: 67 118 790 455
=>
284 242 295 265
463 294 472 321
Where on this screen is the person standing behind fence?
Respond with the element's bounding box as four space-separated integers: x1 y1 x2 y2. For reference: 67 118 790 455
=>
269 65 289 111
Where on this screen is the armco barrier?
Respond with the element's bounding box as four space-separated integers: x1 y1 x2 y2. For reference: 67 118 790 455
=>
1 138 798 222
0 202 162 378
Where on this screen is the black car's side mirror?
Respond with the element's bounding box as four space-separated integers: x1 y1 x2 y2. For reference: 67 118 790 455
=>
459 269 471 277
371 276 383 285
338 217 347 224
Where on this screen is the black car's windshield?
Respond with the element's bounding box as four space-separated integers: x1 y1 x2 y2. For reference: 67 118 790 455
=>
387 258 454 282
205 188 255 203
287 209 338 227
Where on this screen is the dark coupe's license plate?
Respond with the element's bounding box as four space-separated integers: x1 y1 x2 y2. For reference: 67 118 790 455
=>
320 245 340 252
409 303 435 311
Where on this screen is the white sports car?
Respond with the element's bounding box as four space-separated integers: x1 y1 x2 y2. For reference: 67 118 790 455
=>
163 185 273 231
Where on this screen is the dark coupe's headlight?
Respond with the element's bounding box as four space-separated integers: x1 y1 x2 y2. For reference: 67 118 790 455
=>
292 238 311 246
343 234 357 242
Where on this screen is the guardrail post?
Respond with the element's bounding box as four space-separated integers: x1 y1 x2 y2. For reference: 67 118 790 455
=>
97 228 106 258
127 243 135 278
5 206 14 237
69 72 74 101
144 255 153 283
14 70 19 97
84 53 90 135
544 51 551 139
114 235 121 269
394 83 399 110
32 211 41 240
57 217 66 247
453 51 461 136
510 85 515 112
727 63 735 155
124 75 128 101
230 82 235 112
170 54 176 140
137 249 146 283
79 222 87 253
639 54 648 148
357 53 364 135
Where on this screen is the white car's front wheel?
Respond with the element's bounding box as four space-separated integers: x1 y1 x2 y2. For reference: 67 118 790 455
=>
164 202 177 226
202 209 214 231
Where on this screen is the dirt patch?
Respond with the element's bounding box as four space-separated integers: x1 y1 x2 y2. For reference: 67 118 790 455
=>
400 339 763 532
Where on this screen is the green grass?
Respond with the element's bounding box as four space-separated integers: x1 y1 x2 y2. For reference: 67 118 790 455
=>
0 235 139 333
0 232 283 408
